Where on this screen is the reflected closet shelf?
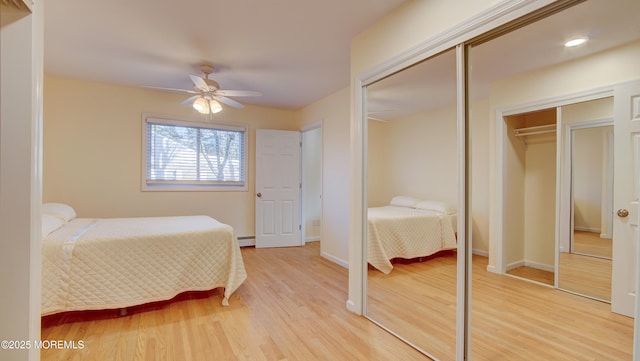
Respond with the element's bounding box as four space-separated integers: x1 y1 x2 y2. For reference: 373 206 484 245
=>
514 124 556 148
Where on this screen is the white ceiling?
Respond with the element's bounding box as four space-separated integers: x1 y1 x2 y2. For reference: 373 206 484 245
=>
44 0 640 114
367 0 640 121
44 0 408 109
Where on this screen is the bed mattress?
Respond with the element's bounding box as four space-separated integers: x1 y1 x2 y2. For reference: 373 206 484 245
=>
368 206 457 274
41 215 246 315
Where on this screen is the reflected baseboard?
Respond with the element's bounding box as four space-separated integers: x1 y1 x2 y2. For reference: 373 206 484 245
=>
321 251 348 269
506 259 554 273
472 248 488 257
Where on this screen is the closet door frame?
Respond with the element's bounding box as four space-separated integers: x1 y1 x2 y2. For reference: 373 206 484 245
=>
492 87 615 277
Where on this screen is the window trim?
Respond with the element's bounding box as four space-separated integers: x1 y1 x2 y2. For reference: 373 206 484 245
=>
141 113 249 192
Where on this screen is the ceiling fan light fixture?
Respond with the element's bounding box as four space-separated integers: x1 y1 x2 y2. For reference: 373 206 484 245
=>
209 99 223 113
193 97 209 114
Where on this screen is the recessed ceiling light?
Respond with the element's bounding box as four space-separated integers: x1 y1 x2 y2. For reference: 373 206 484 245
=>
565 37 587 47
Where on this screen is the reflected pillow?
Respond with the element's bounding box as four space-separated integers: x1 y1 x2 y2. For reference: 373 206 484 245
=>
415 200 457 215
42 214 65 239
42 203 76 222
389 196 422 208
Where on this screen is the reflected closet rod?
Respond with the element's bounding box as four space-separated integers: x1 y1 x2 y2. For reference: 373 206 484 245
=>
513 124 556 137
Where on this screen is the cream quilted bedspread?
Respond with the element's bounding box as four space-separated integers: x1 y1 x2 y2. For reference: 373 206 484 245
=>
41 216 247 315
368 206 457 274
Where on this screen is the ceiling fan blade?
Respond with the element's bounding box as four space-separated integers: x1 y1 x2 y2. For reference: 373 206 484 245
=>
146 86 198 94
215 90 262 97
213 95 244 109
180 95 201 105
189 74 210 92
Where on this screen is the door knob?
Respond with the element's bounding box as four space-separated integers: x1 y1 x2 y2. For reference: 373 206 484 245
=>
257 192 262 198
617 209 629 218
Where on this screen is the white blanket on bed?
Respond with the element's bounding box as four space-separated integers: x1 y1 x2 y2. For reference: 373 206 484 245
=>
368 206 457 274
41 215 246 315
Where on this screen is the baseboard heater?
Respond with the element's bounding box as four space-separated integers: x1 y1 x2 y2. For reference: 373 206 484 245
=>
237 236 255 247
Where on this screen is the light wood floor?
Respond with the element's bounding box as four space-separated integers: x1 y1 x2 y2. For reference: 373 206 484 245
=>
574 230 612 258
368 251 633 360
40 242 425 361
41 242 633 361
505 230 612 287
505 264 554 285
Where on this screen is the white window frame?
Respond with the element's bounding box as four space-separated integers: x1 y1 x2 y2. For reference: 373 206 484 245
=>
141 113 248 192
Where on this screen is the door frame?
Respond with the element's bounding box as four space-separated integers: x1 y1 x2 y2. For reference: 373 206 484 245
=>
301 121 323 245
493 85 614 277
564 118 614 259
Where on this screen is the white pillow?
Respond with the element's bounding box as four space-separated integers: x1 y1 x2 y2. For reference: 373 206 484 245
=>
389 196 422 208
42 203 77 222
42 214 65 239
415 200 457 215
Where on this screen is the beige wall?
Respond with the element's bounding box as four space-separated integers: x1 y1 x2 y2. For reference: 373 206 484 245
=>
351 0 499 75
302 127 322 240
367 105 458 208
523 133 556 268
43 75 297 238
561 98 614 238
470 98 491 254
367 119 390 207
296 86 351 266
572 126 605 231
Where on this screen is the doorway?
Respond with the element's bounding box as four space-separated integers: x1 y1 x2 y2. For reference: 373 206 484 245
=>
301 124 323 245
502 108 557 286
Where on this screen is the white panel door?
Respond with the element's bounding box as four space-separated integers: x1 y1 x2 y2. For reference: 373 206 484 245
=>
611 80 640 317
255 129 302 248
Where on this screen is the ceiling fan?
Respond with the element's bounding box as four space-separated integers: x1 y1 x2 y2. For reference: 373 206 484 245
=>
169 64 261 114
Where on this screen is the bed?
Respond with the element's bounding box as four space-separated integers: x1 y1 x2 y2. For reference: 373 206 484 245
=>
368 196 457 274
40 203 247 316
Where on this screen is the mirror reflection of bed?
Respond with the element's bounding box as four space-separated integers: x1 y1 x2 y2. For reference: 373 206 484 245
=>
366 48 458 361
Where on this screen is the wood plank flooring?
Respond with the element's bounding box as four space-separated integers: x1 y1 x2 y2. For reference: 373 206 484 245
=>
368 251 633 360
41 241 634 361
574 230 612 258
40 242 425 361
505 265 554 285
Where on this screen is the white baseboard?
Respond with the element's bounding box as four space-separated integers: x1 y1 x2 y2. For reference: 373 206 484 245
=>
237 237 255 247
472 248 488 257
574 226 601 233
524 260 554 273
507 259 554 273
486 264 498 274
506 260 525 272
305 236 321 243
321 251 348 269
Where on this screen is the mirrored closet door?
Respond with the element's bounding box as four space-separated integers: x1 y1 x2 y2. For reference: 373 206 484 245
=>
467 0 638 359
365 48 458 361
359 0 639 359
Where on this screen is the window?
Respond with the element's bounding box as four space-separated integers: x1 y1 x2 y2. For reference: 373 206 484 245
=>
142 114 248 191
